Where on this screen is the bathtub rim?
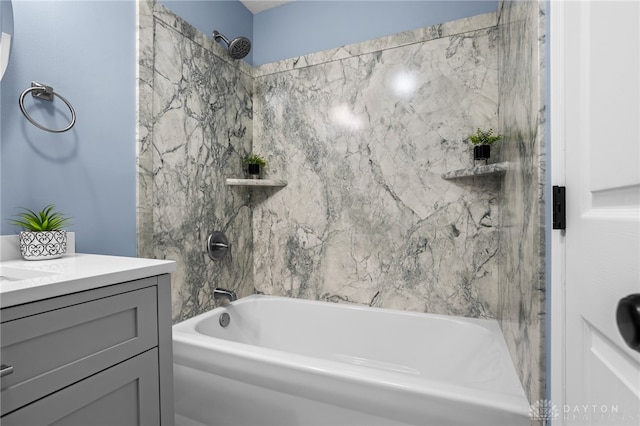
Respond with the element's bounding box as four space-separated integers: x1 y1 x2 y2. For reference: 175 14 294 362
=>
179 293 507 333
173 295 531 423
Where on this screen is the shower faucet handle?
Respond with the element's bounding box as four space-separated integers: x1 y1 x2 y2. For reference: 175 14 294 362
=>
207 232 232 262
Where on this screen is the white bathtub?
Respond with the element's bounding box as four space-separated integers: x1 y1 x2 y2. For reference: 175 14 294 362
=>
172 295 530 426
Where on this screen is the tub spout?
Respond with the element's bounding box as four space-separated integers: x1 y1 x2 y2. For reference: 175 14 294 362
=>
214 287 237 302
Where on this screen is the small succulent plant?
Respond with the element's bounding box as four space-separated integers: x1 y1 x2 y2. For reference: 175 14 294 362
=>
243 154 266 167
468 128 502 146
9 204 72 231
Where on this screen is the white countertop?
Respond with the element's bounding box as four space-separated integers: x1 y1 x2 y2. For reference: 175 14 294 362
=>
0 253 176 308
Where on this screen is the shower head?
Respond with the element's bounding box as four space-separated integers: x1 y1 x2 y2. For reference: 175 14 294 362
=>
213 30 252 60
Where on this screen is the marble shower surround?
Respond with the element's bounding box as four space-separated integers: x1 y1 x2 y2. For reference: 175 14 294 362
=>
136 1 546 407
252 13 502 318
137 0 254 321
497 0 547 405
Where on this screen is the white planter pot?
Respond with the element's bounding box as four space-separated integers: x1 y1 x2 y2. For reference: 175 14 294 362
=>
19 230 67 260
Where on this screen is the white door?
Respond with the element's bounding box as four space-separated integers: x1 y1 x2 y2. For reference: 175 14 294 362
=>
554 1 640 425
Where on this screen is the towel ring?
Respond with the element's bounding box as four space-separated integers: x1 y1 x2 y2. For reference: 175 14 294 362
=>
18 81 76 133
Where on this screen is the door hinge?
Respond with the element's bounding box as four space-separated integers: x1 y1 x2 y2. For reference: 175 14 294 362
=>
553 186 566 230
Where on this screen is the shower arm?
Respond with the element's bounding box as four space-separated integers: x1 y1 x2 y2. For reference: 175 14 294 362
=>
213 31 230 45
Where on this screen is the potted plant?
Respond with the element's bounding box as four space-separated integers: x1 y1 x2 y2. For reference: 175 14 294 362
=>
8 204 72 260
468 128 502 164
243 154 266 179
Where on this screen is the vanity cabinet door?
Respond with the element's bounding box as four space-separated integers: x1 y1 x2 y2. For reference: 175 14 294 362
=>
0 286 158 415
0 348 160 426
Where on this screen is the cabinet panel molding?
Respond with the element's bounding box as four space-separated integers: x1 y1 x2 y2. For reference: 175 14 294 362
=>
1 349 160 426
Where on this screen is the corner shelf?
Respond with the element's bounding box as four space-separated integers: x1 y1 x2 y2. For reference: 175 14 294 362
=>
225 178 287 187
441 162 510 180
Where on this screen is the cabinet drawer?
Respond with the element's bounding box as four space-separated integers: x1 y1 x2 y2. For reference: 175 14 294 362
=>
1 349 160 426
1 286 158 416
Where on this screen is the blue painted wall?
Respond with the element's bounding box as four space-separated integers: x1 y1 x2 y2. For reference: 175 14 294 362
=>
253 0 497 65
160 1 498 66
1 0 497 257
0 0 137 256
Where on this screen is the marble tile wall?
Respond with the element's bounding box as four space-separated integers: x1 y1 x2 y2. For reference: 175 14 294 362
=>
251 13 502 318
497 0 546 405
137 0 255 322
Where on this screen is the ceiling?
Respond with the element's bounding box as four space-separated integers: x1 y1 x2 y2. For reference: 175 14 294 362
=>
240 1 294 14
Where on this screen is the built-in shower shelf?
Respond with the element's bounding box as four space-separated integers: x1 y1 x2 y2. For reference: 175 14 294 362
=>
441 162 510 180
226 178 288 187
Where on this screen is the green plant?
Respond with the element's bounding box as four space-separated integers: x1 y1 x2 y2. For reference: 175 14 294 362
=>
8 204 72 231
468 128 502 146
243 154 266 167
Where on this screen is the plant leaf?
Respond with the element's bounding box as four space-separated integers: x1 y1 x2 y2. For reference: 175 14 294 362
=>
8 205 71 231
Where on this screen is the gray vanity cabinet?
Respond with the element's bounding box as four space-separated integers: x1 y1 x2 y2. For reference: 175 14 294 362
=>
0 274 174 426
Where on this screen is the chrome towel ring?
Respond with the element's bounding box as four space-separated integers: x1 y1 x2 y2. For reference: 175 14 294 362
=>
18 81 76 133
